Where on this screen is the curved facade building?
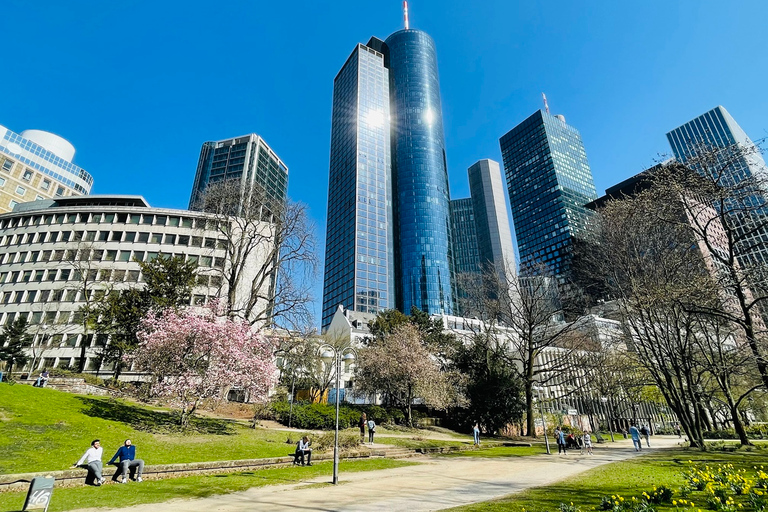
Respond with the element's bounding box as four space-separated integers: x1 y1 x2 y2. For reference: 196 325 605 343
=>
384 29 454 315
0 126 94 214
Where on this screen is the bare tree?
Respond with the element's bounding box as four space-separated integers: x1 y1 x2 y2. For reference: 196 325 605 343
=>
458 261 591 437
194 179 318 330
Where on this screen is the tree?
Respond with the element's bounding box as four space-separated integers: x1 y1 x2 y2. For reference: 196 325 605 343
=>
194 179 318 330
453 331 524 434
94 255 197 380
0 317 31 375
133 304 276 427
458 261 590 438
275 331 343 403
356 323 457 426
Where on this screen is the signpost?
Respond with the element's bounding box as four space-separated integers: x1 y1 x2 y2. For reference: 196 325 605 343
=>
23 477 54 512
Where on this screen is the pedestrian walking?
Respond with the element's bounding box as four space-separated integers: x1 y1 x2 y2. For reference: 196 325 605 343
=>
640 425 651 447
358 413 367 444
472 422 480 446
367 418 376 444
675 423 682 438
555 427 567 455
73 439 105 486
629 424 642 451
582 432 593 455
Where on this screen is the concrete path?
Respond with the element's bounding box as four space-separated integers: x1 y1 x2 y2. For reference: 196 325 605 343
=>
73 436 683 512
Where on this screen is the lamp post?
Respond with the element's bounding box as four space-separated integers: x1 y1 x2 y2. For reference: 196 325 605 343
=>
601 397 615 442
532 386 550 455
320 345 357 485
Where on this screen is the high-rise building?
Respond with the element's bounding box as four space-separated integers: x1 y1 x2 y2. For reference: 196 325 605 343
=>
0 126 94 214
385 29 454 317
499 110 597 278
467 159 516 276
188 134 288 212
666 106 768 266
449 198 480 277
321 38 395 328
322 19 454 327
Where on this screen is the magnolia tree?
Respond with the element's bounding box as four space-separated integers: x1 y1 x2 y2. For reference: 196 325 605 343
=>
134 305 276 427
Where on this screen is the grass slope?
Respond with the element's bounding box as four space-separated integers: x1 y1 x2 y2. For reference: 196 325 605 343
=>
0 384 311 474
0 458 417 512
446 449 768 511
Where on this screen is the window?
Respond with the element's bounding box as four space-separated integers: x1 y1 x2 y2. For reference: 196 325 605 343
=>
118 251 131 262
124 232 136 242
22 170 33 181
137 232 149 243
1 160 12 172
164 234 176 245
36 195 44 201
0 177 5 187
105 250 117 261
177 235 189 246
9 200 18 209
55 186 65 197
150 233 162 244
41 179 51 190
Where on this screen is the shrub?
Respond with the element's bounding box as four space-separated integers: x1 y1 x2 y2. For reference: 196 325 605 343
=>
313 431 361 451
558 503 581 512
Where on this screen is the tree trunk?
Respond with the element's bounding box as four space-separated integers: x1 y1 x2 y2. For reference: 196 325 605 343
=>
525 383 535 437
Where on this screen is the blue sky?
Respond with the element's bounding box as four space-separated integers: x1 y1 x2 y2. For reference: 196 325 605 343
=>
3 0 767 323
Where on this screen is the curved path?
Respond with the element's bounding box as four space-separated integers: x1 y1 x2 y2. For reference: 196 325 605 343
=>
74 436 682 512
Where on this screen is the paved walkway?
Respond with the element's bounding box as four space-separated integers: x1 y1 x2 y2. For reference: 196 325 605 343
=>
73 436 683 512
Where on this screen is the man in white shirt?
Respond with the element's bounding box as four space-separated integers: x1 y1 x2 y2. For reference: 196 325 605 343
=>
295 436 312 466
74 439 105 486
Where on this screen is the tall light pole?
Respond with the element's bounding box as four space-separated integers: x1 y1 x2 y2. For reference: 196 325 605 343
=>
601 396 615 442
532 386 550 455
320 345 356 485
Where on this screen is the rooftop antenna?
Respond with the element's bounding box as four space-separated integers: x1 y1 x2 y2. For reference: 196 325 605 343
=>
542 93 550 114
403 0 410 29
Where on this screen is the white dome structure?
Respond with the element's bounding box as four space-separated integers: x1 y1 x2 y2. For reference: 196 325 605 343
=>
20 130 76 162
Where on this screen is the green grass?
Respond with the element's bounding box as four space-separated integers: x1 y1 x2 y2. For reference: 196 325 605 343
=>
0 384 315 474
445 449 768 511
0 458 417 512
374 436 471 449
439 445 546 458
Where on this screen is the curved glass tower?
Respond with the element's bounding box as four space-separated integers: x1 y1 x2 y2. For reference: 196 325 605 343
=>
384 29 454 315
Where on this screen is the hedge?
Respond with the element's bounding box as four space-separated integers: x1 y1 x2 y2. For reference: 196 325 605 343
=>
270 401 419 430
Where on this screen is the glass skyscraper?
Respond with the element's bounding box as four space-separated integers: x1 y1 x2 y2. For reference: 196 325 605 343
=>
384 29 454 316
188 134 288 212
450 198 480 276
499 110 597 277
667 105 768 265
321 39 395 328
322 27 454 328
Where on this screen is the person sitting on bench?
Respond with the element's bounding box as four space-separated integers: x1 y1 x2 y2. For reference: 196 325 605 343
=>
108 439 145 483
294 436 312 466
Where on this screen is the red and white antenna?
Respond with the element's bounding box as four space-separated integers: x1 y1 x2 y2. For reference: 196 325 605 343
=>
403 1 410 29
542 92 550 114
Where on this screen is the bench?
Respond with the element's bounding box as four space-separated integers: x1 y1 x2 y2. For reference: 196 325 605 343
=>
290 452 302 465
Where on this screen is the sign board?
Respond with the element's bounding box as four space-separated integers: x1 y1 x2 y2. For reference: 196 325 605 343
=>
567 409 579 416
23 476 54 512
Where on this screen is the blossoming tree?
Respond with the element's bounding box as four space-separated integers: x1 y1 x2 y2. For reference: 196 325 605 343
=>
134 304 276 426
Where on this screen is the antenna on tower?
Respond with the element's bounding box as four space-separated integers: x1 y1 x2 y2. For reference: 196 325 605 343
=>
542 93 550 114
403 0 410 29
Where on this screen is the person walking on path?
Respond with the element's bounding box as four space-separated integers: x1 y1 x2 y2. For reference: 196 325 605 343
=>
675 423 682 438
640 425 651 447
472 423 480 446
367 418 376 445
555 427 567 455
629 425 642 451
582 432 593 455
295 436 312 466
359 413 367 444
108 439 145 483
74 439 105 486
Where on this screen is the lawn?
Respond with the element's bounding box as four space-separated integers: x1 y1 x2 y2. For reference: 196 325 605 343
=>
0 458 417 512
445 448 768 511
0 384 312 474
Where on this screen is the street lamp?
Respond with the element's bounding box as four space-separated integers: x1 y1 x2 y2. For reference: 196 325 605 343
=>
600 397 615 442
532 386 550 455
320 345 357 485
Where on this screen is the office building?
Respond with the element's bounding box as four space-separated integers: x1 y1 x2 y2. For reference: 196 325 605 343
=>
467 159 516 277
321 38 395 328
499 110 597 278
667 105 768 265
0 126 94 214
0 196 276 374
450 198 480 277
189 134 288 212
322 20 454 327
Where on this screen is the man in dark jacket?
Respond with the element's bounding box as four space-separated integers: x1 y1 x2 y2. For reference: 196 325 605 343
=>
108 439 145 483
